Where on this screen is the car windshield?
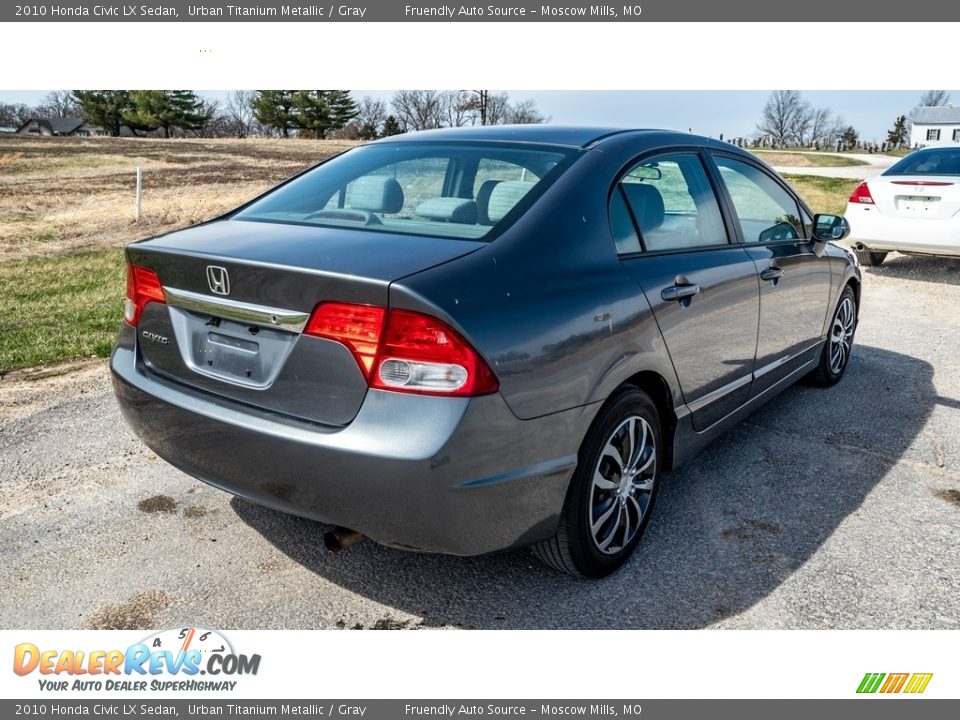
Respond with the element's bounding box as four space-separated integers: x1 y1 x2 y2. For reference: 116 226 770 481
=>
884 147 960 176
233 141 575 241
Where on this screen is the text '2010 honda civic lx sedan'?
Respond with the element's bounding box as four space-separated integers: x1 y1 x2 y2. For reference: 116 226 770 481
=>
111 126 861 578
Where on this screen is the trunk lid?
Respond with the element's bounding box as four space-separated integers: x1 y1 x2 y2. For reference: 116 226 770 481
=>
128 219 483 426
868 175 960 220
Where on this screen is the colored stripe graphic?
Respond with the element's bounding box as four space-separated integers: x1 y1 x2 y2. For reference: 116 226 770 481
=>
880 673 909 693
857 673 885 693
857 672 932 694
904 673 933 694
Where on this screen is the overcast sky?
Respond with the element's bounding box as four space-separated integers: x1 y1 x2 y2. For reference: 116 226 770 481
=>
2 90 957 142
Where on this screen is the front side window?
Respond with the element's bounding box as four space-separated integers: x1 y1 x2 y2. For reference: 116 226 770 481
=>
610 153 728 253
234 142 573 241
714 156 804 243
954 129 960 142
927 128 941 141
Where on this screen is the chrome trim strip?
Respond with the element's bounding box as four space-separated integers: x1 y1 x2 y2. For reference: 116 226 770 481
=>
754 342 822 379
753 355 791 379
686 373 753 414
687 342 823 414
162 286 310 333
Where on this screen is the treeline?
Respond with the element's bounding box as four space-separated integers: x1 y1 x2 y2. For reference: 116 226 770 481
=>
0 89 546 139
755 89 953 150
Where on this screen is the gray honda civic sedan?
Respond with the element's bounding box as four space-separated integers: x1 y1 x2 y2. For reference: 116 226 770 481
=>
111 126 861 578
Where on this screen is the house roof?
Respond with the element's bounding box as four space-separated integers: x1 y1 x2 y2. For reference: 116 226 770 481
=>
912 106 960 125
17 117 86 134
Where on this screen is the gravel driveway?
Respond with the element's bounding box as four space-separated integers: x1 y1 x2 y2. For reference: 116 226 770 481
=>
1 254 959 630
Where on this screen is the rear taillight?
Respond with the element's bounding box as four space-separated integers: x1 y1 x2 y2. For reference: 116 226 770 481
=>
304 302 386 378
124 264 165 327
848 181 875 204
304 302 499 397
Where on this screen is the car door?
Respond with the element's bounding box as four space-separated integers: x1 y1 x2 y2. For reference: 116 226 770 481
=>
709 153 834 395
613 150 760 431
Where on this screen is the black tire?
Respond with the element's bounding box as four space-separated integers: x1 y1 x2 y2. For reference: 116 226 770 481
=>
854 249 887 267
810 285 858 387
532 387 661 578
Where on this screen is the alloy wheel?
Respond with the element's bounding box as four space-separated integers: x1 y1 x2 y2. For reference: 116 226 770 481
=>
588 415 657 555
829 296 856 374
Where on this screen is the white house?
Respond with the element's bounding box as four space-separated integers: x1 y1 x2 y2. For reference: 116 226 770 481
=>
910 105 960 147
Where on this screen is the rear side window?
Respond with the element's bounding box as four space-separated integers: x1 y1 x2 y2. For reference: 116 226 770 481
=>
714 156 804 243
609 153 728 253
884 147 960 176
235 142 573 241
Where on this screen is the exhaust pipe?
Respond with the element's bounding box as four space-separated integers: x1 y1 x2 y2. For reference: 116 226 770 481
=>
324 526 366 554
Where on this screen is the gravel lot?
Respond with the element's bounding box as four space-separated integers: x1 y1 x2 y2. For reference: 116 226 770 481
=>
1 253 959 630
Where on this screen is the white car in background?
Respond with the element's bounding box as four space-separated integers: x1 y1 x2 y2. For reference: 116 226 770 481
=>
845 145 960 266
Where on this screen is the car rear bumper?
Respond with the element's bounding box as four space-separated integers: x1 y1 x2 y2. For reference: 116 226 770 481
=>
110 324 588 556
845 204 960 256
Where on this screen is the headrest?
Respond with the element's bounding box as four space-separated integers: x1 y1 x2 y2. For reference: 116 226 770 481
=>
486 181 535 224
415 197 478 225
476 180 502 225
621 183 665 233
350 175 404 214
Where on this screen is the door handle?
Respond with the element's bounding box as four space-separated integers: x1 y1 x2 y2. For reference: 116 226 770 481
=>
760 266 784 282
661 283 701 302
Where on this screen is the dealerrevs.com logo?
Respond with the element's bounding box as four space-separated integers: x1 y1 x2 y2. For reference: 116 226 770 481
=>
857 672 933 694
13 627 261 692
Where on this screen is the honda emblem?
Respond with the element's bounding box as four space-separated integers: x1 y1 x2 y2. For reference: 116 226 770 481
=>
206 266 230 296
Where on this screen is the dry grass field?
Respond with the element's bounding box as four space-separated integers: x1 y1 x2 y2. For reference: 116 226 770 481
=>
0 136 356 371
0 135 359 260
0 135 856 372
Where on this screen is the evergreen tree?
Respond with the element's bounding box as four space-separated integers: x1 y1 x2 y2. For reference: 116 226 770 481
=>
72 90 140 136
252 91 297 138
123 90 206 137
291 91 333 138
290 90 358 138
357 121 379 140
840 125 859 150
381 115 403 137
886 115 908 148
326 90 359 131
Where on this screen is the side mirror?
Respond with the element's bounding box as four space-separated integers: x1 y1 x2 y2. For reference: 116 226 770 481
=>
812 213 850 242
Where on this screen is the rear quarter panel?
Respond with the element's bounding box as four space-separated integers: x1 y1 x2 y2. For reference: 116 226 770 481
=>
390 138 685 421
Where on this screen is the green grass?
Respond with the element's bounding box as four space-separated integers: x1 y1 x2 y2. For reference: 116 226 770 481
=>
753 151 869 168
783 174 861 216
0 248 126 372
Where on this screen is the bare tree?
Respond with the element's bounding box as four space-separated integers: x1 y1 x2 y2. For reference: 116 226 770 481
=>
505 98 547 124
756 90 807 147
0 102 33 127
919 90 951 107
439 90 476 127
355 96 387 138
35 90 83 118
828 116 848 144
391 90 444 131
790 100 814 146
808 107 834 147
224 90 257 137
484 92 511 125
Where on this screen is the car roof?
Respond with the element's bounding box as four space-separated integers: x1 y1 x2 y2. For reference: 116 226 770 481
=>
372 125 730 150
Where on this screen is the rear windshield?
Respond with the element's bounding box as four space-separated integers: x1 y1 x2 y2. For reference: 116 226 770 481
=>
884 147 960 176
233 141 575 241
